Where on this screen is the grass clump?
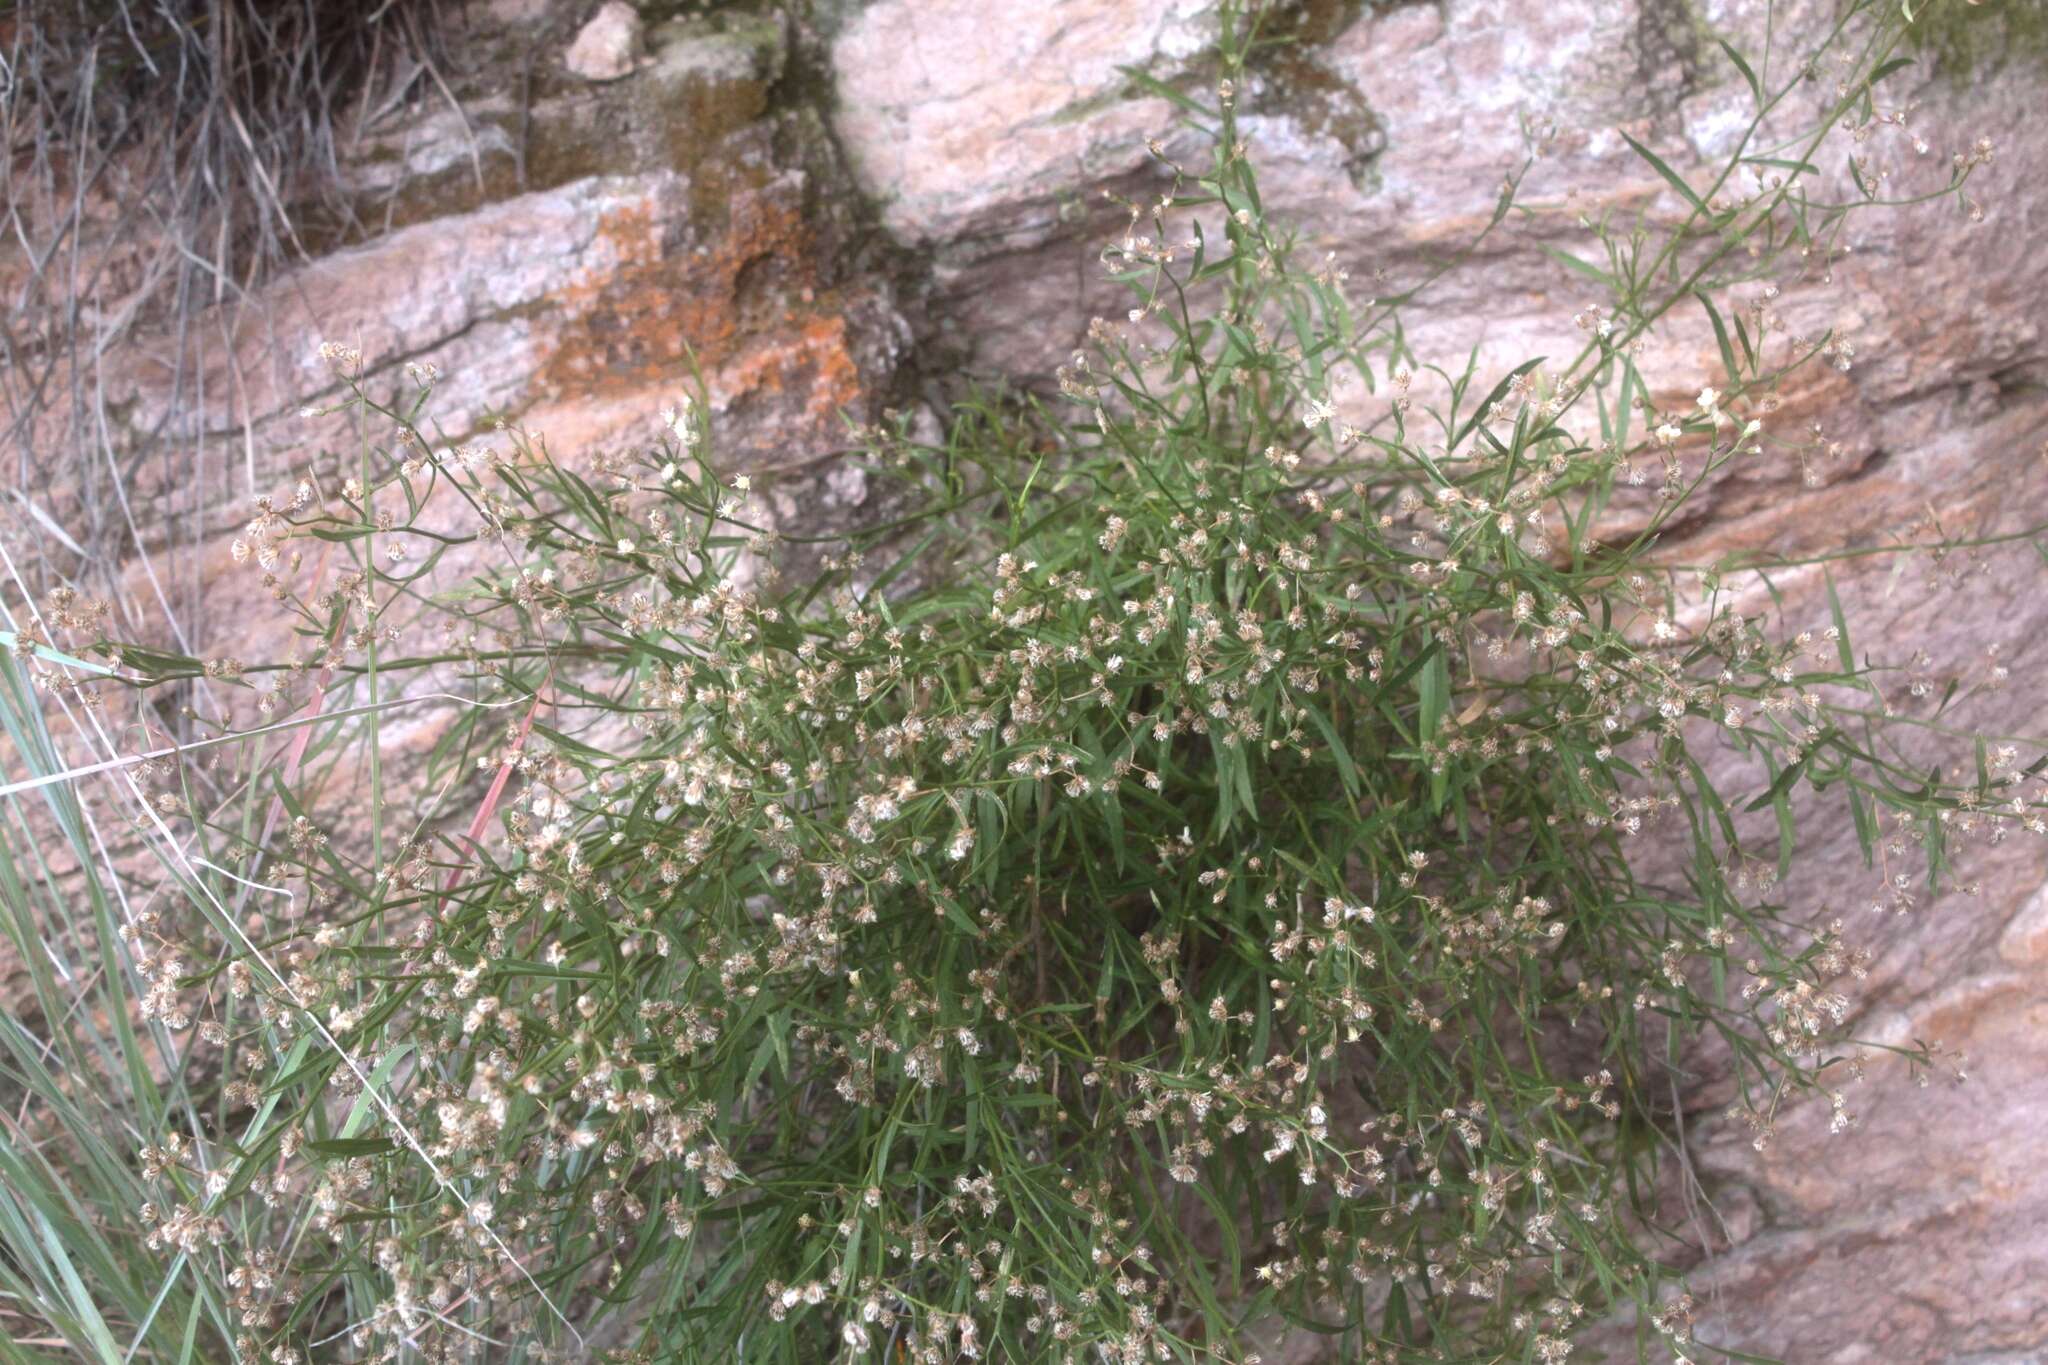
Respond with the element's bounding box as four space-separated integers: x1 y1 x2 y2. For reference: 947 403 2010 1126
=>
0 1 2027 1361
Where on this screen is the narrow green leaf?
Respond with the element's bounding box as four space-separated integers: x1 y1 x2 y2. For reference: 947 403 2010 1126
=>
1621 130 1712 217
1717 37 1761 103
305 1137 398 1158
1697 289 1740 384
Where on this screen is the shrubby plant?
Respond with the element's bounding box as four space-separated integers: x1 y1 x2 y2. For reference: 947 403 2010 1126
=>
0 2 2025 1362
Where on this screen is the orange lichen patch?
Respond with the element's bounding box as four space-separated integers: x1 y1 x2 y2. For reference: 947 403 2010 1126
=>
533 196 707 392
716 312 866 438
528 176 869 463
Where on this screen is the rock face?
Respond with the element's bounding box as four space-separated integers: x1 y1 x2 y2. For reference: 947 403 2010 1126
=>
832 0 1218 246
5 1 2046 1359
